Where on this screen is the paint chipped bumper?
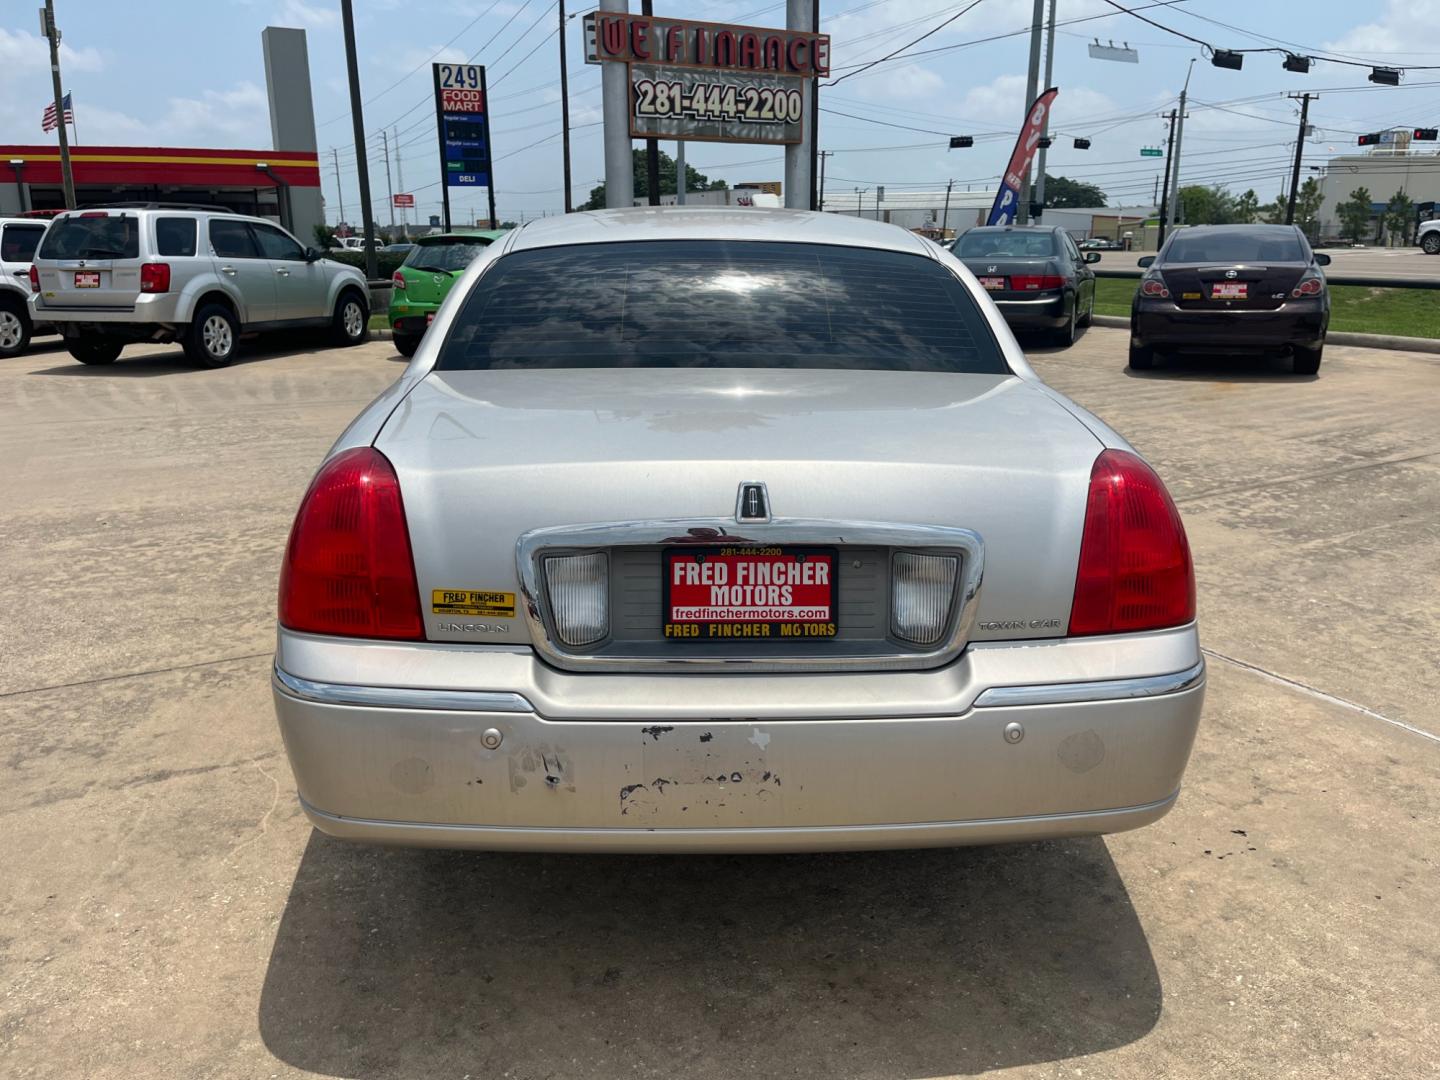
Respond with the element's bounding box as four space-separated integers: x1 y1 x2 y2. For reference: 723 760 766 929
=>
271 626 1205 853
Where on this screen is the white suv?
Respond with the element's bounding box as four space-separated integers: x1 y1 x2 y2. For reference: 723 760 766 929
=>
1 216 50 358
30 204 370 366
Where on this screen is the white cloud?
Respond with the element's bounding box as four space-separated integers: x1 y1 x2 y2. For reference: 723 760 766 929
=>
60 82 271 148
0 27 105 76
853 63 944 101
272 0 339 30
388 44 468 73
1322 0 1440 56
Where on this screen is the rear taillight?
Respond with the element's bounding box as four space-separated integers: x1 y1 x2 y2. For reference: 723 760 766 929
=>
1068 449 1195 637
1010 274 1065 291
140 263 171 293
1140 275 1169 298
1291 275 1324 298
391 269 406 290
278 446 425 640
27 265 39 292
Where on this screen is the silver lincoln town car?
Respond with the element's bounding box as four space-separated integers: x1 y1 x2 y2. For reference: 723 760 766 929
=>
272 208 1204 853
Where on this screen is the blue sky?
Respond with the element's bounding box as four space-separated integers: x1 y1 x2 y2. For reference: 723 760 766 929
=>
5 0 1440 224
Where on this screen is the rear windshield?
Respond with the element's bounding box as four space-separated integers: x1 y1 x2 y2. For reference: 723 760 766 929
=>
436 240 1006 374
404 239 492 273
1164 231 1306 263
38 215 140 260
956 231 1056 258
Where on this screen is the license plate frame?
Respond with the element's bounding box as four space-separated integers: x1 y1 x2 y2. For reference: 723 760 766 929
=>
74 271 101 289
662 545 839 643
978 276 1006 291
1210 281 1247 300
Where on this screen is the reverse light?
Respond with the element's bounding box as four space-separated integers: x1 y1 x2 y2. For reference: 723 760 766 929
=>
1010 274 1065 291
1291 275 1324 298
1068 450 1195 637
278 446 424 640
891 552 959 646
140 262 171 293
27 264 39 292
545 553 609 646
391 269 406 290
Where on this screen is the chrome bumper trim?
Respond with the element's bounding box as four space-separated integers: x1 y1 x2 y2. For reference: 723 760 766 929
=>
272 664 535 713
992 296 1063 306
973 660 1206 708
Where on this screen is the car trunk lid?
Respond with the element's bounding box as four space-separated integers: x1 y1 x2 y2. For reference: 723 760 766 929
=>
959 256 1064 300
34 211 142 310
1160 261 1309 311
374 367 1102 652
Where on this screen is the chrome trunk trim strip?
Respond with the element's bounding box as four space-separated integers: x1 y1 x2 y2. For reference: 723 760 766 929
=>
273 665 535 713
973 660 1206 707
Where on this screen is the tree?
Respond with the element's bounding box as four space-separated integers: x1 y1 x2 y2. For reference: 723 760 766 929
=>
1293 179 1324 238
313 223 337 249
1041 174 1106 208
1337 186 1374 243
1233 189 1260 224
1177 184 1238 224
1382 189 1415 245
582 149 729 210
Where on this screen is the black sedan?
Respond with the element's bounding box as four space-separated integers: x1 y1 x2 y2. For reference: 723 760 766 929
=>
951 225 1099 346
1129 224 1330 374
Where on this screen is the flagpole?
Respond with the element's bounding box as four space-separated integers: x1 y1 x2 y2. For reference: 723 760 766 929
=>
68 89 78 146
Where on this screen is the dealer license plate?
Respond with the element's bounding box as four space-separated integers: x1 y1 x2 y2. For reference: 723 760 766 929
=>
74 271 101 288
1210 281 1247 300
663 546 838 643
978 276 1005 291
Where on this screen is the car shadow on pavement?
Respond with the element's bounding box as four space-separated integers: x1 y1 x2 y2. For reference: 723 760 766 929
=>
1123 353 1319 383
26 334 353 377
258 831 1161 1078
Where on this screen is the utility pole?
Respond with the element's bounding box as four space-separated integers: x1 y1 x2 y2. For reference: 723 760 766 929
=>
381 129 395 234
942 178 954 239
41 1 75 209
809 0 820 210
641 0 661 205
1152 174 1158 205
854 187 865 217
675 140 686 204
559 0 573 212
340 0 378 280
1172 59 1196 226
1156 108 1178 249
1017 0 1044 224
394 128 406 237
332 148 347 226
1286 93 1316 227
1032 0 1057 222
817 150 832 211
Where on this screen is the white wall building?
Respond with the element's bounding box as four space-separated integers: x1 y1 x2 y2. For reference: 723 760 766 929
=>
1314 138 1440 241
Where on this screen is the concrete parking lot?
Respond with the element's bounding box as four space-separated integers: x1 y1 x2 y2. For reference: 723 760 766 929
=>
3 330 1437 1079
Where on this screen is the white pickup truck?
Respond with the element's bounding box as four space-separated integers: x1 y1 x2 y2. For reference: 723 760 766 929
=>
1418 217 1440 254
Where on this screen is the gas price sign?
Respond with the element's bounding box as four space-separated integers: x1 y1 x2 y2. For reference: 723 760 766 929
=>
432 62 496 228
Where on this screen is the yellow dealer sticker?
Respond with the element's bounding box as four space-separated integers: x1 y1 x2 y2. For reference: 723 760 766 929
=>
432 590 516 618
1182 291 1202 300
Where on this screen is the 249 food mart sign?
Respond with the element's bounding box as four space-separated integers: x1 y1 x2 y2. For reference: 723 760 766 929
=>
584 11 830 145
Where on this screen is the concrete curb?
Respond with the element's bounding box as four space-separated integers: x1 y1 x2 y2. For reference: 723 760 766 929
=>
1088 313 1440 355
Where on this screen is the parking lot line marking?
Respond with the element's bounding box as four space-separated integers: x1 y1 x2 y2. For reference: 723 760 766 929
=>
1203 647 1440 746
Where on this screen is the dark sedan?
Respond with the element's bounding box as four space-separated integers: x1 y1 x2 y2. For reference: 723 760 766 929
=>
951 225 1099 346
1130 224 1330 374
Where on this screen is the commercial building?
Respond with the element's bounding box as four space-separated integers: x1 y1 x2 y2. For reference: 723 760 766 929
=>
0 26 324 243
1313 133 1440 241
820 188 995 238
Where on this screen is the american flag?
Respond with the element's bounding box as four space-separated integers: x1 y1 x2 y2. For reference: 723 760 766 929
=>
42 93 73 134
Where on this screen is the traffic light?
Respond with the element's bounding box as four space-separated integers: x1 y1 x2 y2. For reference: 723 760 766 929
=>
1358 132 1382 146
1414 128 1439 141
1037 136 1053 149
1211 49 1243 70
1369 67 1401 86
948 135 973 148
1283 53 1312 73
1073 137 1091 150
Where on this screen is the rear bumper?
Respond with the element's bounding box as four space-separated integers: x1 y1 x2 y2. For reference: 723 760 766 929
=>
992 293 1068 328
389 301 438 335
32 291 183 326
272 626 1205 853
1132 299 1327 351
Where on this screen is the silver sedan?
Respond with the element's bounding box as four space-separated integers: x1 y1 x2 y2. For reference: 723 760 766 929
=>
272 207 1203 853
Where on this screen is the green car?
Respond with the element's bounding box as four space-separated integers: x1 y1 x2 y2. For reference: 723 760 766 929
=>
389 230 506 357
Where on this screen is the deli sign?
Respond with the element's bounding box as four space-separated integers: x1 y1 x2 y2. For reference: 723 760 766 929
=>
584 13 829 76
